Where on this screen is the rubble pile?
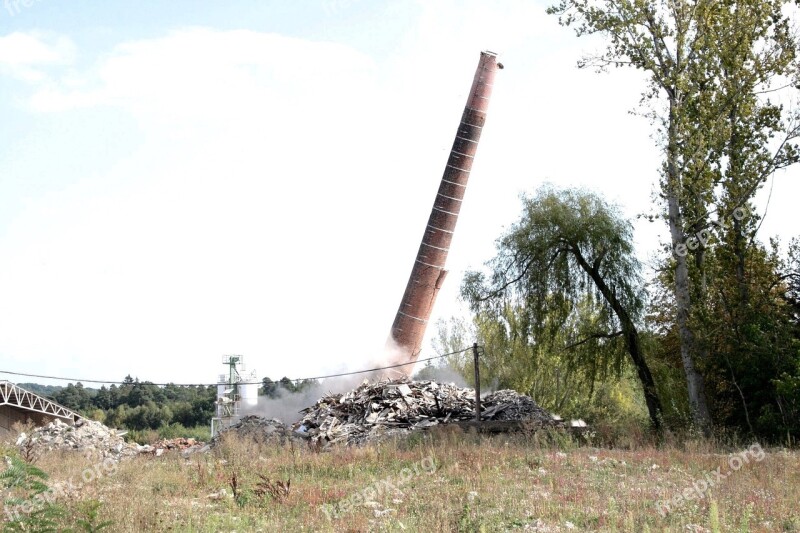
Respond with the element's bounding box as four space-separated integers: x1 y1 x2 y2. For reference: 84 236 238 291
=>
209 416 296 448
15 418 148 460
480 389 555 423
294 378 561 448
150 437 208 457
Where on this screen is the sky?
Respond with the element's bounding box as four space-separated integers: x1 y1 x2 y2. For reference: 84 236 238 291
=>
0 0 797 388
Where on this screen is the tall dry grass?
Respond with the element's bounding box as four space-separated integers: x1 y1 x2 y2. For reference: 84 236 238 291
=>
3 427 798 532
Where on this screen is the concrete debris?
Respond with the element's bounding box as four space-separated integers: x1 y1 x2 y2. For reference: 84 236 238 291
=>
207 488 230 501
152 437 200 450
149 437 209 457
480 389 554 422
293 378 561 448
15 418 149 460
209 416 295 448
209 379 582 450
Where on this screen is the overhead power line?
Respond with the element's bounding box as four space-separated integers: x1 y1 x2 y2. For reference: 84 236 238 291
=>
0 347 475 387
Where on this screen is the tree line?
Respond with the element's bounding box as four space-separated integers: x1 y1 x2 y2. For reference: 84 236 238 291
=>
47 377 218 431
34 375 318 433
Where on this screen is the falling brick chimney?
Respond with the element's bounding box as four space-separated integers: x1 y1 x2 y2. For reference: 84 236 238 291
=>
387 50 502 373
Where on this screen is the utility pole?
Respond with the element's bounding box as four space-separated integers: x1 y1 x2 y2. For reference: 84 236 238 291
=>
473 343 481 422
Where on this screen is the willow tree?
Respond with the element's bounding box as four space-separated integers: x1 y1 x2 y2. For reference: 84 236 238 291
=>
548 0 800 434
463 186 663 429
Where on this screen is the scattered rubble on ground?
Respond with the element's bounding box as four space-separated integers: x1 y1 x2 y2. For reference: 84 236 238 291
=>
149 437 209 457
15 418 148 460
292 378 569 448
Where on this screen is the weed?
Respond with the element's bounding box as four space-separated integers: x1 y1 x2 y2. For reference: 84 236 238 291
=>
253 475 290 503
709 499 720 533
72 500 113 532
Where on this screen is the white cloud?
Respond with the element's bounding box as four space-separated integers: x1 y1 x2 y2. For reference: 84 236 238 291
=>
0 31 75 83
28 28 376 118
0 31 74 65
0 27 415 383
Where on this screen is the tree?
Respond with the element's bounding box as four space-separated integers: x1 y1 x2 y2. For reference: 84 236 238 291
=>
94 385 112 410
260 377 280 398
701 238 800 438
53 382 92 412
121 401 174 431
548 0 800 434
278 377 296 393
294 378 319 393
463 186 663 429
126 382 155 407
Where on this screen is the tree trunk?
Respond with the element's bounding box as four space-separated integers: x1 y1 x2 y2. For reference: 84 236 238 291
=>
667 97 714 435
572 250 663 431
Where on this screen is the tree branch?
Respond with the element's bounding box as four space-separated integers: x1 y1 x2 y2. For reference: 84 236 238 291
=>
564 330 624 350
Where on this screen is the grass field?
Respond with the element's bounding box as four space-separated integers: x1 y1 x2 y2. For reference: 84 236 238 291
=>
3 427 799 532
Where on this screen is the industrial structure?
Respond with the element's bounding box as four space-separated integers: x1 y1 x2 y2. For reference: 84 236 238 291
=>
1 380 82 438
210 355 258 436
388 50 502 371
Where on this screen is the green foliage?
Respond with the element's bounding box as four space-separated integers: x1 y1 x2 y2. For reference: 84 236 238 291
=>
462 185 642 334
53 383 93 412
709 499 720 533
640 330 693 430
456 497 487 533
260 376 318 398
547 0 800 438
647 235 800 440
460 185 662 429
157 423 211 442
260 377 280 398
700 240 800 439
1 455 62 532
15 384 62 398
125 420 211 444
1 455 49 501
122 401 172 431
435 315 648 428
42 379 217 435
123 428 160 446
1 456 113 532
71 500 113 532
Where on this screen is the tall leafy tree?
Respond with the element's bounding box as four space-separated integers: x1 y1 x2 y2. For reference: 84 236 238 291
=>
703 240 799 437
463 186 663 429
547 0 800 433
53 382 92 412
260 377 280 398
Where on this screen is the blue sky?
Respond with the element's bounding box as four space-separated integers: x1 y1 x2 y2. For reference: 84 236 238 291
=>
0 0 797 387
